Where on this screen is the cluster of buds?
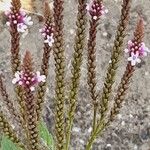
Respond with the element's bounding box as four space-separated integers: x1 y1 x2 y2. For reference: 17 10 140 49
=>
125 40 149 66
12 71 46 91
5 9 33 33
39 24 54 47
86 0 108 20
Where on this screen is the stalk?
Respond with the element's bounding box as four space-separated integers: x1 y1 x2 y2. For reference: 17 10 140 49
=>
53 0 66 149
65 0 87 149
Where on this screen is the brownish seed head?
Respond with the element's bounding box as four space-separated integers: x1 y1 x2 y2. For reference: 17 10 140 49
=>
134 17 144 43
11 0 21 12
23 51 33 73
44 1 51 18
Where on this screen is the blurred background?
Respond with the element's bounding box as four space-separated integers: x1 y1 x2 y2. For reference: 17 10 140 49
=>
0 0 150 149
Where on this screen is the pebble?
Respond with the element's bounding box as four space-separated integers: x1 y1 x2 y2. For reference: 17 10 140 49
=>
69 29 75 35
87 127 92 133
102 32 108 37
145 71 149 76
106 143 112 147
72 127 81 132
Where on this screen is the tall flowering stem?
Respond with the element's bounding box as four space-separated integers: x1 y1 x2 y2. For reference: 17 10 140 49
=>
8 0 21 73
85 0 132 149
5 0 33 138
0 75 22 128
87 0 107 131
99 0 131 121
86 18 149 150
65 0 87 149
53 0 66 149
5 0 33 73
36 2 54 122
18 51 39 150
110 18 149 121
0 110 25 149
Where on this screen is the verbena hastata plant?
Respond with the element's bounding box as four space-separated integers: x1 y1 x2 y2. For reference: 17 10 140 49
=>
0 0 149 150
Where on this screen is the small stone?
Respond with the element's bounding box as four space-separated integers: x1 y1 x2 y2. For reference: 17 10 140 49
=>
134 145 138 150
72 127 80 132
129 114 133 118
121 121 125 126
145 71 149 76
103 32 108 37
69 29 75 35
106 143 112 147
88 127 92 133
79 139 84 144
109 60 112 64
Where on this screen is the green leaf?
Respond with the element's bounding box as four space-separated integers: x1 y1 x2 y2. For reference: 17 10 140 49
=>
1 136 22 150
39 121 54 150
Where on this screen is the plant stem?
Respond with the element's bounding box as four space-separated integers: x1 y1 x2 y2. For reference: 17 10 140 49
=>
99 0 131 121
36 2 53 122
86 120 106 150
53 0 65 149
65 0 87 149
92 107 97 131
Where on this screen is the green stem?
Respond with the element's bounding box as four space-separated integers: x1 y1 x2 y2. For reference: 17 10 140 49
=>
92 106 97 131
86 120 107 150
65 117 73 150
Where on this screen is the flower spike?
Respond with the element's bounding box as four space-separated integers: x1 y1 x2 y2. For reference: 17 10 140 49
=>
124 18 149 66
12 51 46 92
36 1 54 122
39 2 54 47
5 8 33 33
86 0 108 20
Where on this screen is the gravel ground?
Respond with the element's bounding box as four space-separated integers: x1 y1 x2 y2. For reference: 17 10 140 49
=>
0 0 150 150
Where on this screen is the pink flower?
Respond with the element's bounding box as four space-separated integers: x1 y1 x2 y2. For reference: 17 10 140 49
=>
5 8 33 33
86 0 108 20
127 51 141 66
12 71 46 91
39 24 54 37
124 39 149 66
125 40 149 56
44 35 54 47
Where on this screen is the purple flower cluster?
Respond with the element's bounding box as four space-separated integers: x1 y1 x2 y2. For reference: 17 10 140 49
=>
39 24 54 47
5 9 33 33
86 0 108 20
12 71 46 91
125 40 149 66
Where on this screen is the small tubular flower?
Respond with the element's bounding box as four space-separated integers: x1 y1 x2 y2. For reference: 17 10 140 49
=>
127 51 141 66
39 22 54 47
12 70 46 91
5 8 33 33
124 18 149 66
44 34 54 47
86 0 108 20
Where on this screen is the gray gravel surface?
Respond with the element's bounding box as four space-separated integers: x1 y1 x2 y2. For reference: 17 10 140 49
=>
0 0 150 150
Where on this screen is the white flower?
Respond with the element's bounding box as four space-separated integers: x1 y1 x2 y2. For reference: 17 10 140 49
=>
128 51 141 66
12 71 21 84
23 16 33 26
17 23 27 33
36 71 46 83
30 86 35 92
93 16 98 20
124 48 129 53
44 35 54 47
140 42 150 56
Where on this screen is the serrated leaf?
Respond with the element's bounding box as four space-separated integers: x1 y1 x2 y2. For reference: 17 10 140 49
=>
39 121 54 150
